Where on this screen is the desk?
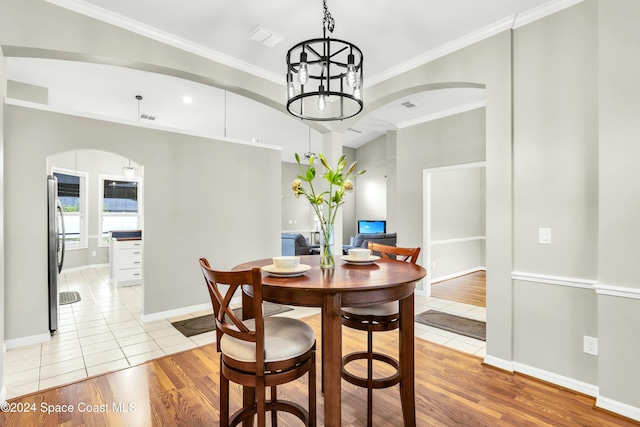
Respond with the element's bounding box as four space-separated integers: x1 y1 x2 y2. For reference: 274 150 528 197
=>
234 255 426 426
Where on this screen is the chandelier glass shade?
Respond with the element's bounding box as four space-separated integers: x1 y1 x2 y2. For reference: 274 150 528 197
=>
286 1 363 121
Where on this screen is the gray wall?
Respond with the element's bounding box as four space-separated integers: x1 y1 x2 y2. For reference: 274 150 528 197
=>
2 0 640 418
7 80 48 104
512 0 599 386
357 1 640 416
48 150 142 269
367 26 512 365
355 134 388 232
355 112 487 281
597 0 640 409
4 105 281 341
281 161 314 233
397 108 487 271
430 166 486 279
1 45 6 402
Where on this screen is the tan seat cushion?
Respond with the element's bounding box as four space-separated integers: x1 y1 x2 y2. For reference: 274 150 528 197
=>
220 317 315 363
342 301 399 317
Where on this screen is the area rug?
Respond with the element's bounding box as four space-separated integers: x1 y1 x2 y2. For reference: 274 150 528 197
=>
59 291 81 305
415 309 486 341
171 302 293 337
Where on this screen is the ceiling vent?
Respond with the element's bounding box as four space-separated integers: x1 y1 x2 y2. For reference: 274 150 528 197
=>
347 127 362 134
140 114 156 121
401 101 418 109
247 25 285 48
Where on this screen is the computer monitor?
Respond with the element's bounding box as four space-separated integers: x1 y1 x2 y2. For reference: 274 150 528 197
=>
357 220 386 234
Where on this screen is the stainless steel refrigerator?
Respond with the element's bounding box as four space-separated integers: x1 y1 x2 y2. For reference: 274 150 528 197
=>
47 175 65 335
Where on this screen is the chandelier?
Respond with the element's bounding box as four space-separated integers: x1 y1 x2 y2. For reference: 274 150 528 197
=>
286 0 363 121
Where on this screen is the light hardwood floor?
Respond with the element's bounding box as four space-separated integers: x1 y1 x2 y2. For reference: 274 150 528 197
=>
2 312 638 426
432 270 486 307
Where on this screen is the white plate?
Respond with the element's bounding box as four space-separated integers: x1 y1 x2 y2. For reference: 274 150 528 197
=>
262 264 312 277
340 255 381 265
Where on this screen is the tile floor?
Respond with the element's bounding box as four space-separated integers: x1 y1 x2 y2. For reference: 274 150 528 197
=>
3 267 486 400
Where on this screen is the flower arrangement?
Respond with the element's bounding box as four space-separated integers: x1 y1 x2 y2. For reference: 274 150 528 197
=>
292 152 365 268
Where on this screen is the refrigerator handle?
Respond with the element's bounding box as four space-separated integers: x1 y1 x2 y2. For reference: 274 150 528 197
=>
56 199 66 273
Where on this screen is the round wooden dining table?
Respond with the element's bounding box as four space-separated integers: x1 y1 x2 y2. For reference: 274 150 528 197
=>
234 255 427 426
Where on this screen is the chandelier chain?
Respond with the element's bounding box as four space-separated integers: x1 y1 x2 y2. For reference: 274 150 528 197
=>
323 0 335 33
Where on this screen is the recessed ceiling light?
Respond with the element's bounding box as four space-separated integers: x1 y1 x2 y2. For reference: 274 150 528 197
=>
183 96 192 104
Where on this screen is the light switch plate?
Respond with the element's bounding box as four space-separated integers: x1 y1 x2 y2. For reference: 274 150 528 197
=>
539 228 551 244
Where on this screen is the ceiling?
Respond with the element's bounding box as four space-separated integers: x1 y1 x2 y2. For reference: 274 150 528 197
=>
5 0 568 161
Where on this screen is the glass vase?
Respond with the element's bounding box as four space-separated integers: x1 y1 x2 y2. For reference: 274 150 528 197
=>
320 224 335 269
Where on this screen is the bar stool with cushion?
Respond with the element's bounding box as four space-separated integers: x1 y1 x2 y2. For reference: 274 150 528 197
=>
199 258 316 427
340 243 420 427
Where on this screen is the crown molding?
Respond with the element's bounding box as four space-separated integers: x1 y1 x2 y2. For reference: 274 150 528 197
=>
367 0 585 87
366 16 514 87
512 0 585 29
44 0 283 85
45 0 584 90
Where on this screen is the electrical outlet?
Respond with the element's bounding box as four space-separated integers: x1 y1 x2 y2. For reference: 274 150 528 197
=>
91 251 96 257
583 336 598 356
432 261 436 268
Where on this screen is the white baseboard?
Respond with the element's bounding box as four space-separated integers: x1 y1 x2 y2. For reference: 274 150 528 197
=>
141 302 211 323
483 355 514 372
597 396 640 423
5 332 51 350
482 356 640 422
0 384 7 405
513 362 599 397
432 267 486 284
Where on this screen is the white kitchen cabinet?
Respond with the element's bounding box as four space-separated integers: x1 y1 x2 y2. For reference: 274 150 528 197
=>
109 238 143 286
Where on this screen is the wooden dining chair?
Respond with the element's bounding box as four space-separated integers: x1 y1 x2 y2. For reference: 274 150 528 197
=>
340 243 420 427
199 258 317 427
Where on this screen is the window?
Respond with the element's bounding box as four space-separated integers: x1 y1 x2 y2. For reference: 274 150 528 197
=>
99 175 142 246
52 168 88 249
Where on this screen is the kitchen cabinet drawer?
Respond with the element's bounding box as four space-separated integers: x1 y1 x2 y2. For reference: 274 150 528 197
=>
116 240 143 250
119 255 143 269
117 268 143 283
109 237 144 287
119 248 143 258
